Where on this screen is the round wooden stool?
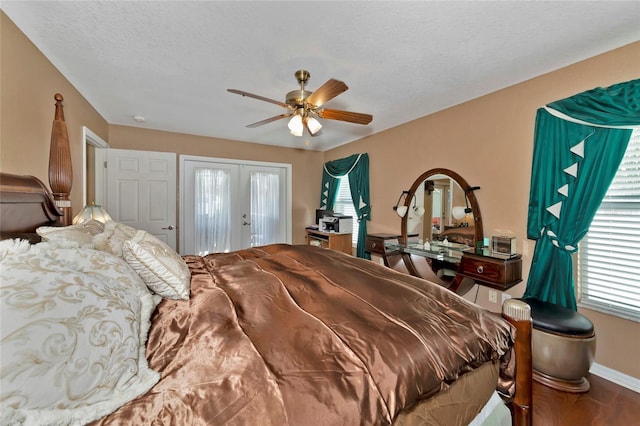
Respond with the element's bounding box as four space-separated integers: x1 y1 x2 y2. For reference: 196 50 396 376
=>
522 297 596 393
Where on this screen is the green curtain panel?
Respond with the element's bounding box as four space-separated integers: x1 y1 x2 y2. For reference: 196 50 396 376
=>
320 153 371 259
524 79 640 310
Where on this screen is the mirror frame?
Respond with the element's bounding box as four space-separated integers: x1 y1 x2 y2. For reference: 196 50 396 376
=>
400 168 483 247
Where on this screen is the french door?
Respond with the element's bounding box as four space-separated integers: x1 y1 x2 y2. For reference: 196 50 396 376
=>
180 156 291 255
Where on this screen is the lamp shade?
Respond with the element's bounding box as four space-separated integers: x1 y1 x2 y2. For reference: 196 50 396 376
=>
305 116 322 135
413 206 425 217
288 114 303 136
452 206 467 220
395 205 408 218
72 202 113 225
392 190 410 218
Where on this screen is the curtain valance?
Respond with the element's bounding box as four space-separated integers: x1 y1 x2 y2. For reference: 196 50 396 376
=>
546 78 640 127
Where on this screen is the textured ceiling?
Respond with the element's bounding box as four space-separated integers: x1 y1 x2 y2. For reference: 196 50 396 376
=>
3 1 639 151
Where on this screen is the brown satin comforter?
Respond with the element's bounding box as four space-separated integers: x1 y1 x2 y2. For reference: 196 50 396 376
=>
94 244 515 425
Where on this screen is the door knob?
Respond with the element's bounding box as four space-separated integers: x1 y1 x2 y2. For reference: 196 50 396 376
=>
242 221 251 226
162 225 175 230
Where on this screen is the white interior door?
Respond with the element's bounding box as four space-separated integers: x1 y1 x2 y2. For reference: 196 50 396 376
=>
106 149 177 249
180 156 291 256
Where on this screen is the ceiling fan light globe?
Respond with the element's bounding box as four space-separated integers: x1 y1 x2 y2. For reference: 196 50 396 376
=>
288 114 303 136
306 117 322 135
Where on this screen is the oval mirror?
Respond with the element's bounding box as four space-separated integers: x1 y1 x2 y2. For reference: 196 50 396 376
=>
400 168 483 250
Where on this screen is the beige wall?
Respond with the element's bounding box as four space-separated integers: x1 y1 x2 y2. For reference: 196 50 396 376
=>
326 41 640 379
2 9 638 379
107 125 324 246
0 12 108 214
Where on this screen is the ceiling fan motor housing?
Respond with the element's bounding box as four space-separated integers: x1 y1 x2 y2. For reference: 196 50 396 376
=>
286 89 312 108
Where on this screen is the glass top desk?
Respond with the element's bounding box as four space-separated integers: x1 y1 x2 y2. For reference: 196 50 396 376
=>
386 240 471 264
380 239 521 295
381 240 470 292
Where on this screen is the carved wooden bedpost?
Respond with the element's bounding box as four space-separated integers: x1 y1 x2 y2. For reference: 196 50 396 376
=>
48 93 73 225
502 299 533 426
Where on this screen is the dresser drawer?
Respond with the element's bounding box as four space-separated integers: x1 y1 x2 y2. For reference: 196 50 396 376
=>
459 253 522 289
365 237 385 254
365 234 400 255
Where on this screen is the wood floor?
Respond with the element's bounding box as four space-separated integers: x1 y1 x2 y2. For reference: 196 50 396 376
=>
532 373 640 425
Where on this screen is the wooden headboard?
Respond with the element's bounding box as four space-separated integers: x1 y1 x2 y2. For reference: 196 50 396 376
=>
0 173 63 241
0 93 71 240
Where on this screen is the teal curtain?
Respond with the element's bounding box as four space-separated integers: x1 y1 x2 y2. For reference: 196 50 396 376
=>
524 79 640 310
320 153 371 259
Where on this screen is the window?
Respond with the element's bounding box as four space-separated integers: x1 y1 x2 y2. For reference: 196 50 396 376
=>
577 129 640 322
333 177 359 245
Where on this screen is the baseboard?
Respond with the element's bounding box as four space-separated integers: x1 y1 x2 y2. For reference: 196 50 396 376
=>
590 362 640 393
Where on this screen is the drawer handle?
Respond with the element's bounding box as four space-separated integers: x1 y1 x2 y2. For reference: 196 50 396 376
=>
371 242 377 248
476 266 484 274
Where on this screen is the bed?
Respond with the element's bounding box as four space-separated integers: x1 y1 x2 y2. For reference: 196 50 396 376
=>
0 95 532 426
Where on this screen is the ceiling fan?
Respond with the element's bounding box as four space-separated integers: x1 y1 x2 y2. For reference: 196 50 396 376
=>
227 70 372 137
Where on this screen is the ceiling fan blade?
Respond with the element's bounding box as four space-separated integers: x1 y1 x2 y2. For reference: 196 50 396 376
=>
305 79 348 107
246 113 292 128
227 89 289 109
317 108 373 125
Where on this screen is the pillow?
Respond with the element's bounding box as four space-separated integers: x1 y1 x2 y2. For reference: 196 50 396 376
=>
36 220 105 246
92 221 138 257
0 239 160 425
123 230 191 300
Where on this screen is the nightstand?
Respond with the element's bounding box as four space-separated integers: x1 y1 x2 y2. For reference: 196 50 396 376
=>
456 251 522 290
